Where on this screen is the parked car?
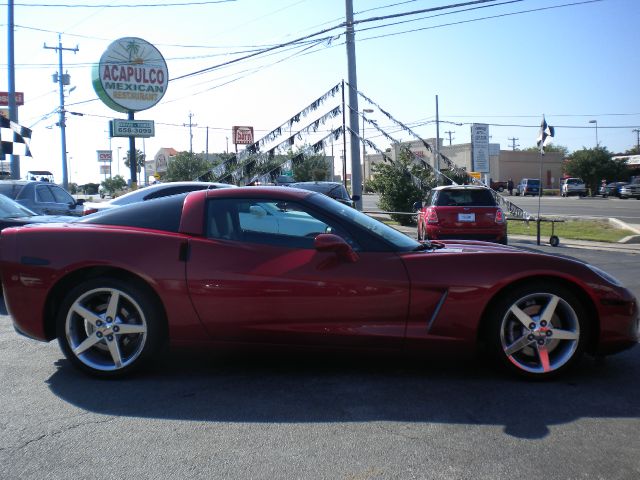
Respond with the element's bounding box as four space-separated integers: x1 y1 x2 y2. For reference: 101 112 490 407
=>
489 180 508 192
415 185 507 244
1 186 636 380
0 193 76 231
288 181 359 206
599 181 628 198
83 181 235 215
619 183 640 199
515 178 541 196
561 177 587 197
0 180 85 216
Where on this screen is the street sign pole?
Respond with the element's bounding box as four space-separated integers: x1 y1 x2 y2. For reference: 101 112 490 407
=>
128 111 137 190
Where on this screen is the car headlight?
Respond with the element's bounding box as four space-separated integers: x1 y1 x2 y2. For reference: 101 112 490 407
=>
586 263 624 287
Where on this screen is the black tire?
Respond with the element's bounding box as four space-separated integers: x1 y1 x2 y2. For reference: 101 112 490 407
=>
499 235 508 246
549 235 560 247
485 282 588 379
56 277 165 378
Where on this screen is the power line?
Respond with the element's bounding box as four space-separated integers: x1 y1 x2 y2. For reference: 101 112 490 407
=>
6 1 237 8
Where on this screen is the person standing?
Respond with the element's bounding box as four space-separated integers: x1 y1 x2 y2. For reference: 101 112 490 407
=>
507 178 514 196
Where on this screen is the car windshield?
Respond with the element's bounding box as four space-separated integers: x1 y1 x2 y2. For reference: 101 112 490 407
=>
307 192 419 251
435 188 496 207
526 179 540 186
0 193 35 217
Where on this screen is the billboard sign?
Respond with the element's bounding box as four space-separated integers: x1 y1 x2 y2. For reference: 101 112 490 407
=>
97 150 112 163
99 164 111 175
471 123 490 173
110 119 155 138
0 92 24 106
93 37 168 113
233 126 254 145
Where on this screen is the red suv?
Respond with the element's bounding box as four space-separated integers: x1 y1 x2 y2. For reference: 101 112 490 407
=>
416 185 507 244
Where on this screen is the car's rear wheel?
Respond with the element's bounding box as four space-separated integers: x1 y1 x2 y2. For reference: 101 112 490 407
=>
486 282 588 379
56 278 164 378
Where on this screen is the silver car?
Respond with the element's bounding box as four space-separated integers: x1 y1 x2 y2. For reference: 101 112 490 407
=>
82 181 236 215
0 180 85 216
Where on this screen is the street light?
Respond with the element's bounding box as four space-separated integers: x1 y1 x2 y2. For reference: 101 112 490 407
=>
362 109 374 192
589 119 599 147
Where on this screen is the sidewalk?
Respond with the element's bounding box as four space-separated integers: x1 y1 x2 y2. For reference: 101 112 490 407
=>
387 220 640 253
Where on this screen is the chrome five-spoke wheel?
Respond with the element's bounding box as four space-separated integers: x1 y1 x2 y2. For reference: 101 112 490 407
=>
488 283 587 379
57 278 163 377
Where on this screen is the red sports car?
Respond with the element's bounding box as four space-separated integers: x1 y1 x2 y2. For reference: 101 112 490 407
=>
416 185 507 244
0 187 637 379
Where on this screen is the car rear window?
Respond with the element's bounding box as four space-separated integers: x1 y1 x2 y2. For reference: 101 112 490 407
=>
525 179 540 186
435 189 496 207
79 193 185 232
293 183 350 200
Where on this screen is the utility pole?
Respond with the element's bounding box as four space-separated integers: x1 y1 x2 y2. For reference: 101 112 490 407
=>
444 130 455 146
435 95 440 185
508 137 520 150
633 128 640 151
44 35 78 190
345 0 362 210
184 112 197 154
7 0 20 179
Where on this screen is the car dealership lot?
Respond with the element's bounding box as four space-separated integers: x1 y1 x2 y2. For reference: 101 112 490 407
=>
1 240 638 480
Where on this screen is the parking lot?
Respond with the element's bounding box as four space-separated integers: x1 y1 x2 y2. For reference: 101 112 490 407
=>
1 238 638 480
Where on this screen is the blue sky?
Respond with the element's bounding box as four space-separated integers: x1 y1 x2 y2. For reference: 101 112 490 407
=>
1 0 639 184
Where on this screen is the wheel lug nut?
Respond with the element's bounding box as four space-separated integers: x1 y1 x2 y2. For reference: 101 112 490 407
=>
113 326 120 332
96 332 103 338
529 323 536 330
107 335 114 341
546 330 553 337
537 339 545 345
96 320 103 327
528 334 535 341
540 320 547 327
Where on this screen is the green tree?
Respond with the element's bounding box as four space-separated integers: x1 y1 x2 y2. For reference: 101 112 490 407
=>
368 146 433 225
124 149 146 173
165 151 213 181
624 145 640 155
291 148 330 182
101 175 127 197
522 143 570 157
563 147 627 195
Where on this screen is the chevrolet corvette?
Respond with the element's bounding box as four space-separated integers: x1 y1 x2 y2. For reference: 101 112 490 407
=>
0 186 637 379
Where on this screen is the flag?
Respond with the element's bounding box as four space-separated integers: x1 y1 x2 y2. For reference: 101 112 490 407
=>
536 116 555 154
0 116 32 160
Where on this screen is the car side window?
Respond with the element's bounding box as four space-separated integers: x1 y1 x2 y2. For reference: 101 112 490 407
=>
206 198 357 250
49 185 74 204
35 185 56 203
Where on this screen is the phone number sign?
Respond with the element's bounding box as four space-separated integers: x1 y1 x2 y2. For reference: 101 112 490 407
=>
110 119 155 138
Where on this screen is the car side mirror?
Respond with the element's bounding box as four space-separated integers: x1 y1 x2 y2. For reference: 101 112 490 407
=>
412 201 422 211
314 234 358 263
249 205 267 217
75 198 85 206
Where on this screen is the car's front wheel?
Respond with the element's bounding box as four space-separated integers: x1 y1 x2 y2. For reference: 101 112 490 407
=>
486 282 588 379
56 278 165 378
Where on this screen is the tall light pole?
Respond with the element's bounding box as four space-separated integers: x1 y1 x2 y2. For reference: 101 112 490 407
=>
589 119 598 147
362 108 374 192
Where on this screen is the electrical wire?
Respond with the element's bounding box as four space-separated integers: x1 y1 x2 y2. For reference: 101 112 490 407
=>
5 1 237 8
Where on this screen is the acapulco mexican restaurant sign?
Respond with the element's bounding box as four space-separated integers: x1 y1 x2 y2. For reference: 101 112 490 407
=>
92 37 168 113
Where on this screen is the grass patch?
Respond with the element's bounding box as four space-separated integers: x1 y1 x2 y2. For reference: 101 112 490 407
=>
507 218 636 243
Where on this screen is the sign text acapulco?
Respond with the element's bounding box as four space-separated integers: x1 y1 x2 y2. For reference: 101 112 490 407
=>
92 37 168 113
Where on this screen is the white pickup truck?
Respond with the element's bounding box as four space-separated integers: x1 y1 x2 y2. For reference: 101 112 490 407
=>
561 177 587 197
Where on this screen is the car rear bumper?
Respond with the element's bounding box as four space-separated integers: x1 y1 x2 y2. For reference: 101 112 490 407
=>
425 226 507 243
